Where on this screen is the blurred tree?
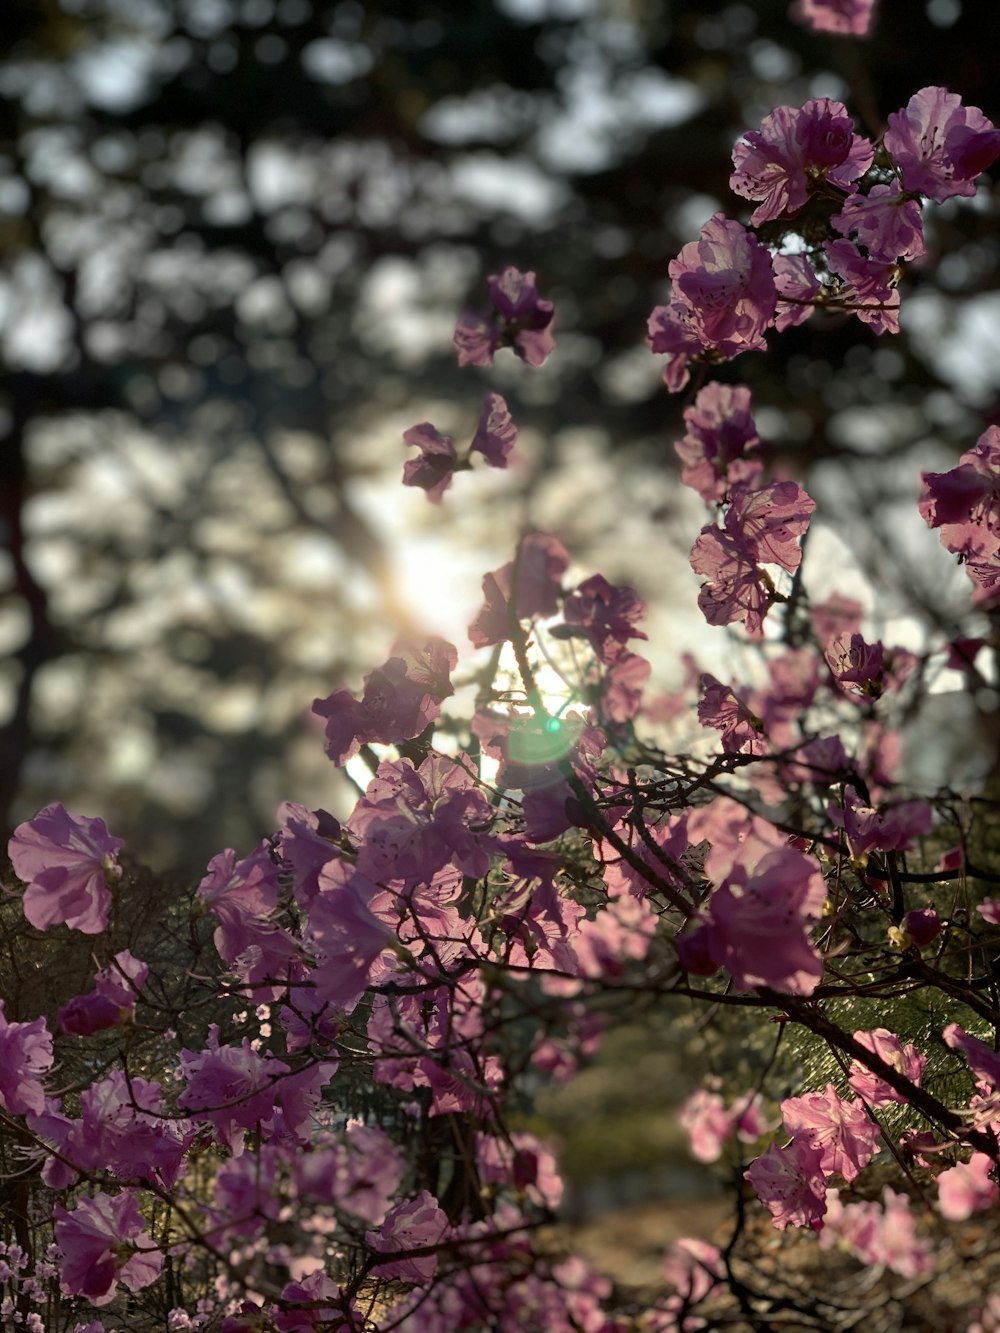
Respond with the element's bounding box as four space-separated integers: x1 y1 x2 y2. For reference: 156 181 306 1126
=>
1 0 997 871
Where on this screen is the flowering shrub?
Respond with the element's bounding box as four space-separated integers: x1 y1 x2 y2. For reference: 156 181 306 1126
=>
2 22 1000 1331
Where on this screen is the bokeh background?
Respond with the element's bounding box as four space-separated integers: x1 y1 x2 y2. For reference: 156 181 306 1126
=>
2 0 998 874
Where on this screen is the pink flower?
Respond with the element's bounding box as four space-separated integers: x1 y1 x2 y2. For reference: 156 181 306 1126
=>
648 215 776 391
820 1187 932 1277
832 182 925 262
305 862 395 1013
731 99 873 225
313 635 457 766
920 426 1000 601
937 1152 998 1221
557 574 648 664
0 1001 53 1115
791 0 877 35
468 532 570 648
698 674 765 755
662 1237 722 1306
366 1190 450 1283
675 383 762 502
848 1028 926 1105
942 1022 1000 1091
885 87 1000 203
8 803 123 935
680 1089 763 1163
454 267 555 367
470 392 517 467
824 631 885 697
745 1138 827 1230
402 422 459 503
689 525 771 636
781 1083 879 1182
774 253 822 331
823 239 900 335
54 1191 163 1306
835 786 933 861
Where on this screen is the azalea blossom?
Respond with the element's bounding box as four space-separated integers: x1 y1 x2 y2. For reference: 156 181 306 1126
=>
745 1138 827 1230
675 382 762 502
731 99 873 224
791 0 877 36
648 214 776 390
8 803 124 935
54 1191 162 1306
885 87 1000 203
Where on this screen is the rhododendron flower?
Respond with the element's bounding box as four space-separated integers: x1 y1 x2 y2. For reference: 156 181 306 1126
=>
745 1138 827 1230
792 0 877 35
690 481 815 635
8 803 123 935
305 861 396 1012
834 786 933 861
682 813 826 995
454 267 555 367
675 382 762 502
0 1001 53 1116
648 214 776 391
366 1190 450 1282
885 87 1000 203
943 1023 1000 1090
781 1083 879 1182
556 573 648 663
832 182 925 262
902 907 941 947
730 99 873 225
54 1191 162 1306
402 422 459 502
824 631 885 696
823 239 900 334
662 1237 722 1307
58 945 147 1034
470 392 517 467
937 1152 998 1221
178 1025 292 1155
920 425 1000 601
773 252 822 331
820 1187 932 1277
848 1028 926 1105
698 674 765 754
468 532 570 648
314 635 457 765
680 1088 763 1162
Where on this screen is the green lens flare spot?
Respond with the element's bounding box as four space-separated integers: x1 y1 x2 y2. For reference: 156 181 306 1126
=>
543 717 562 734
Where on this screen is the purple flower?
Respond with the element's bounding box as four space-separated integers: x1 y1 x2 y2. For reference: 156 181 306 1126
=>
648 215 776 391
454 267 555 367
823 239 900 334
402 422 459 503
690 525 771 637
832 182 925 262
314 635 457 766
675 383 762 502
781 1083 879 1182
698 673 766 754
0 1001 53 1115
885 87 1000 203
468 532 570 648
773 253 822 331
791 0 877 36
745 1139 827 1231
9 804 124 936
848 1028 926 1105
557 573 648 663
920 426 1000 601
366 1190 450 1283
55 1191 162 1306
731 100 873 225
824 631 885 697
470 392 517 467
